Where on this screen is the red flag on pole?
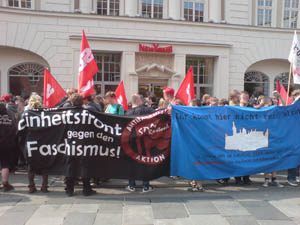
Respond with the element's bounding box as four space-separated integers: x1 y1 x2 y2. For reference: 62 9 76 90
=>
78 29 98 98
115 80 128 111
175 66 195 105
276 80 281 105
43 68 67 108
279 84 293 105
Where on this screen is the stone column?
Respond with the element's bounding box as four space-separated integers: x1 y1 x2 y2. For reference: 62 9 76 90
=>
80 0 92 14
122 52 137 98
209 0 221 23
125 0 137 17
168 0 181 20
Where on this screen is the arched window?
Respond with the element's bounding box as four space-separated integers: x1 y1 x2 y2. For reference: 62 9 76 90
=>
244 71 269 97
8 62 45 96
274 72 292 91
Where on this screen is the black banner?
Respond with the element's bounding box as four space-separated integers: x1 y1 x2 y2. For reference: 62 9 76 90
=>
18 108 171 180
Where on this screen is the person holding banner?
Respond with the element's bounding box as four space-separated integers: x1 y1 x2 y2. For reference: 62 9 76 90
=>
105 91 124 115
126 94 156 193
64 93 96 196
0 102 17 192
286 89 300 186
25 95 49 193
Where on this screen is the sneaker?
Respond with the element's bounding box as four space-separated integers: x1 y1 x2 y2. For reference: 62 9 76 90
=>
142 186 154 193
188 185 204 192
126 185 136 192
41 185 49 193
287 180 298 187
263 179 270 187
3 183 14 192
272 179 284 188
28 185 37 194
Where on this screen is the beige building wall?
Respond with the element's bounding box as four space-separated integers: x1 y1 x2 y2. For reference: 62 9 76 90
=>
0 3 294 99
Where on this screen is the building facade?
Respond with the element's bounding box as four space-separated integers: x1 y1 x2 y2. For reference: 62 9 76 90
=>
0 0 298 100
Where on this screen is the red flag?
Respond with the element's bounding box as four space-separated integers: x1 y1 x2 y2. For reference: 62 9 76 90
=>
279 84 293 105
78 29 98 98
175 66 195 105
115 80 128 111
43 68 66 108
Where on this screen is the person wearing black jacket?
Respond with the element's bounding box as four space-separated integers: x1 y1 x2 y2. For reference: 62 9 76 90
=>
0 103 17 192
126 94 155 193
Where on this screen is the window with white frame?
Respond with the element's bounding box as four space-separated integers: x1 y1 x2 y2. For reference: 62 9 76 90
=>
8 0 32 9
141 0 163 19
93 53 121 96
283 0 299 28
257 0 273 27
97 0 120 16
186 57 214 99
184 1 204 22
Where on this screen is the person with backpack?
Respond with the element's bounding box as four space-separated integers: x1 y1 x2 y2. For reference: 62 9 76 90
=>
104 91 124 115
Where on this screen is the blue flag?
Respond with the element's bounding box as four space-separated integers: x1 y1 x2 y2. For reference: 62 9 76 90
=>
171 101 300 180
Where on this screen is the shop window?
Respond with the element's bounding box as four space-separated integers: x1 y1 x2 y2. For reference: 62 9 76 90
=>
283 0 298 28
186 57 213 99
184 0 204 22
93 53 121 96
8 62 45 96
97 0 119 16
8 0 32 9
141 0 163 19
244 71 269 98
257 0 273 27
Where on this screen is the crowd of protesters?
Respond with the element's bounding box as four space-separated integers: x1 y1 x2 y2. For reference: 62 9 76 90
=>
0 86 300 195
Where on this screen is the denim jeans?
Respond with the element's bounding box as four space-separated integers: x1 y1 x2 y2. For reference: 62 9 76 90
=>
128 179 149 188
287 166 299 181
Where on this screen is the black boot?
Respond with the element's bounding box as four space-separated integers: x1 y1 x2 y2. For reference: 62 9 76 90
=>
82 178 96 196
65 177 74 197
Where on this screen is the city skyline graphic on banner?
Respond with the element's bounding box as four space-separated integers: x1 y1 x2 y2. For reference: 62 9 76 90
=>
225 122 269 152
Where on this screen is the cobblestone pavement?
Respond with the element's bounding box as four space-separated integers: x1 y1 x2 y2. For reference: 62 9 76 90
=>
0 172 300 225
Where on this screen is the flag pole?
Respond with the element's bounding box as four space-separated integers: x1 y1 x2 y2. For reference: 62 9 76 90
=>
286 63 292 106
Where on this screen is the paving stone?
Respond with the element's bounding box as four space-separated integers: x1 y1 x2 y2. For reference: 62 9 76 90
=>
0 205 39 225
190 215 231 225
257 220 297 225
240 201 290 221
185 200 219 215
99 203 123 214
69 203 99 213
125 197 151 205
25 204 72 225
63 212 97 225
0 206 12 217
225 216 259 225
269 200 300 218
123 205 153 225
152 202 188 219
154 218 194 225
93 213 122 225
213 200 251 216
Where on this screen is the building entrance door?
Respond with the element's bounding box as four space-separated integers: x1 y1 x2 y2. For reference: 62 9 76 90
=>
138 82 167 99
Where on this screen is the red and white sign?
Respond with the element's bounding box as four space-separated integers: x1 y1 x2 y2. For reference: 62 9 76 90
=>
115 80 128 111
175 66 195 106
288 31 300 84
78 29 98 98
43 68 67 108
139 43 172 53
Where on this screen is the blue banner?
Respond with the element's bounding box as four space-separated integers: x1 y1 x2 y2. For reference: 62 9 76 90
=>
171 101 300 180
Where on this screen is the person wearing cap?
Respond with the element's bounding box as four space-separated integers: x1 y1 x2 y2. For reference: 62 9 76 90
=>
163 87 176 105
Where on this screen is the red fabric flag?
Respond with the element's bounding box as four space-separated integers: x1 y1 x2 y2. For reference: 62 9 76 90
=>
43 68 67 108
175 66 195 105
78 29 98 98
280 84 293 105
115 80 128 111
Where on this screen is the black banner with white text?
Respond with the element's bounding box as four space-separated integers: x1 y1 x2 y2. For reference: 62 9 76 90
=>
18 108 171 180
